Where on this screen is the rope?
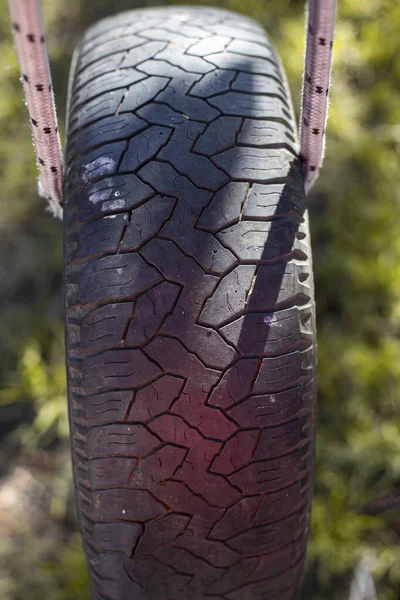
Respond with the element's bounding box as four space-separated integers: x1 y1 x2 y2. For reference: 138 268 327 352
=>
300 0 338 193
8 0 63 218
8 0 338 216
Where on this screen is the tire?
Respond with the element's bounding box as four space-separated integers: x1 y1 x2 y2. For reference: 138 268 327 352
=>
64 6 316 600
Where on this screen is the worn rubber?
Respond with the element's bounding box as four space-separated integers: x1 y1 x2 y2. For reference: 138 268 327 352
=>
64 6 316 600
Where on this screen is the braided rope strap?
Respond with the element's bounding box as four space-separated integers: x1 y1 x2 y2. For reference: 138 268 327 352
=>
8 0 63 218
300 0 338 193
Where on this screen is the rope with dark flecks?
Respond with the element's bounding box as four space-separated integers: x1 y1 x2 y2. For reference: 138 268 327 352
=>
300 0 338 193
8 0 63 218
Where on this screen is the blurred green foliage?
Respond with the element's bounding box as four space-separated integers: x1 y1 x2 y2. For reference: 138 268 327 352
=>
0 0 399 598
0 529 89 600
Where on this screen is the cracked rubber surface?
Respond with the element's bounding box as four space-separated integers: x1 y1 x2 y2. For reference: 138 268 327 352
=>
64 6 316 600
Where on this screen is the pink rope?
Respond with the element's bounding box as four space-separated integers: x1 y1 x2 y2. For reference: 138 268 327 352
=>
300 0 338 193
8 0 63 218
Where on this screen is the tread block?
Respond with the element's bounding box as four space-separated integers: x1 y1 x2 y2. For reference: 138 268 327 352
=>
141 238 219 302
141 22 212 44
81 301 133 349
66 324 80 347
246 263 311 310
69 91 124 133
139 160 211 206
225 568 302 600
138 102 189 126
153 480 224 525
149 413 211 445
155 44 216 74
149 414 219 451
136 513 190 554
124 281 181 345
176 531 240 569
199 264 256 327
210 430 259 475
74 141 126 182
154 545 224 587
71 69 146 110
120 17 170 38
227 38 277 62
229 452 307 495
197 182 249 232
209 540 305 595
187 10 237 28
219 307 313 356
158 121 230 189
190 70 236 98
119 126 173 172
94 489 166 522
254 483 308 527
172 387 238 441
128 375 185 422
239 182 305 218
73 390 133 425
207 358 259 409
119 76 170 112
74 53 126 89
252 349 314 394
197 182 305 233
120 40 167 68
233 72 286 96
204 23 267 44
92 522 142 555
137 58 202 84
70 113 146 156
238 117 296 146
78 35 148 72
213 147 295 181
138 27 198 44
139 200 237 275
149 412 239 506
146 336 221 392
160 217 237 276
177 455 241 508
216 219 308 262
205 52 280 78
120 195 176 251
90 554 144 600
91 445 186 489
87 423 160 459
254 420 306 460
79 253 162 304
227 382 314 428
208 496 260 541
193 117 242 156
124 554 192 597
90 457 135 488
162 307 238 370
187 35 231 56
226 513 306 556
75 213 129 261
156 82 220 122
68 174 153 221
209 92 291 121
82 348 161 390
165 324 238 370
